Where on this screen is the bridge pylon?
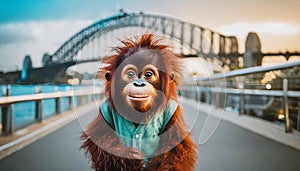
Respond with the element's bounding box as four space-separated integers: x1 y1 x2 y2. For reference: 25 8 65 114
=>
243 32 263 67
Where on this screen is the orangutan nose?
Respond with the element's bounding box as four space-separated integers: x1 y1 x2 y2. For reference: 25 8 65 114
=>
133 79 146 87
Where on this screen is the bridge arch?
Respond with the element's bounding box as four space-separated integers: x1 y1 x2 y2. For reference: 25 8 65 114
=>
47 12 239 66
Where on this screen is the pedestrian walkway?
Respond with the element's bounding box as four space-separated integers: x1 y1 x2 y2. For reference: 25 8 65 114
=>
181 97 300 151
0 99 299 171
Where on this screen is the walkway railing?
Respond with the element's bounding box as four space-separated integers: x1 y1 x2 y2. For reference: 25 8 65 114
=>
0 89 102 135
179 60 300 132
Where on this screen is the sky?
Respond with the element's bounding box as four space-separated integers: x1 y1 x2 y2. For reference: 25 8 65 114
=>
0 0 300 72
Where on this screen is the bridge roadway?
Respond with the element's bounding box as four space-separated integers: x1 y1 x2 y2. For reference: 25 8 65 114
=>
0 100 300 171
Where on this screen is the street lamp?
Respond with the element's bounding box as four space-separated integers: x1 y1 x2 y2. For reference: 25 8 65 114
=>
265 83 272 90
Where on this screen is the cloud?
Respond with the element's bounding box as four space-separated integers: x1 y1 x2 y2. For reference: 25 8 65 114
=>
217 22 300 37
216 22 300 52
0 19 93 71
0 24 36 45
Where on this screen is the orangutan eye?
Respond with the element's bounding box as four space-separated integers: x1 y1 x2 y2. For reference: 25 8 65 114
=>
144 71 153 78
127 70 136 78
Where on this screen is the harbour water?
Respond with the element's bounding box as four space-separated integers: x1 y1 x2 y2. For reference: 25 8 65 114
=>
0 84 81 130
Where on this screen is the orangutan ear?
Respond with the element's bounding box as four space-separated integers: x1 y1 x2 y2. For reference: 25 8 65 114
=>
170 72 175 83
105 71 112 82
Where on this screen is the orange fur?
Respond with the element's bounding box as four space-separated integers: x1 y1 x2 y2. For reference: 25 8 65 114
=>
81 34 197 170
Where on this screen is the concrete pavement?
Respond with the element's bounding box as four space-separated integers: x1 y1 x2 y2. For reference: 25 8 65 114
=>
0 100 300 171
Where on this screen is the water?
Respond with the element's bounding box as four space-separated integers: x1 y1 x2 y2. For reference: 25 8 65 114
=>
0 84 81 130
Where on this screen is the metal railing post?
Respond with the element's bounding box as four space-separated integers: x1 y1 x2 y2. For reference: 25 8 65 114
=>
1 104 13 135
297 102 300 131
239 83 245 115
1 84 13 134
35 86 43 122
207 88 211 104
197 87 201 102
283 78 292 133
215 90 220 108
35 100 43 122
216 88 225 109
55 97 61 114
68 96 72 110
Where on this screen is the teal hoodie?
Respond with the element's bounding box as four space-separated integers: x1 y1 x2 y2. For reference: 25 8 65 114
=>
100 99 178 160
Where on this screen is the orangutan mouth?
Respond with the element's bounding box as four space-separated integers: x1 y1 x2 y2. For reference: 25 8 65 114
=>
128 95 150 100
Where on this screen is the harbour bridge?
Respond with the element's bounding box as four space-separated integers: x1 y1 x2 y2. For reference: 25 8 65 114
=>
19 12 300 83
20 11 242 83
